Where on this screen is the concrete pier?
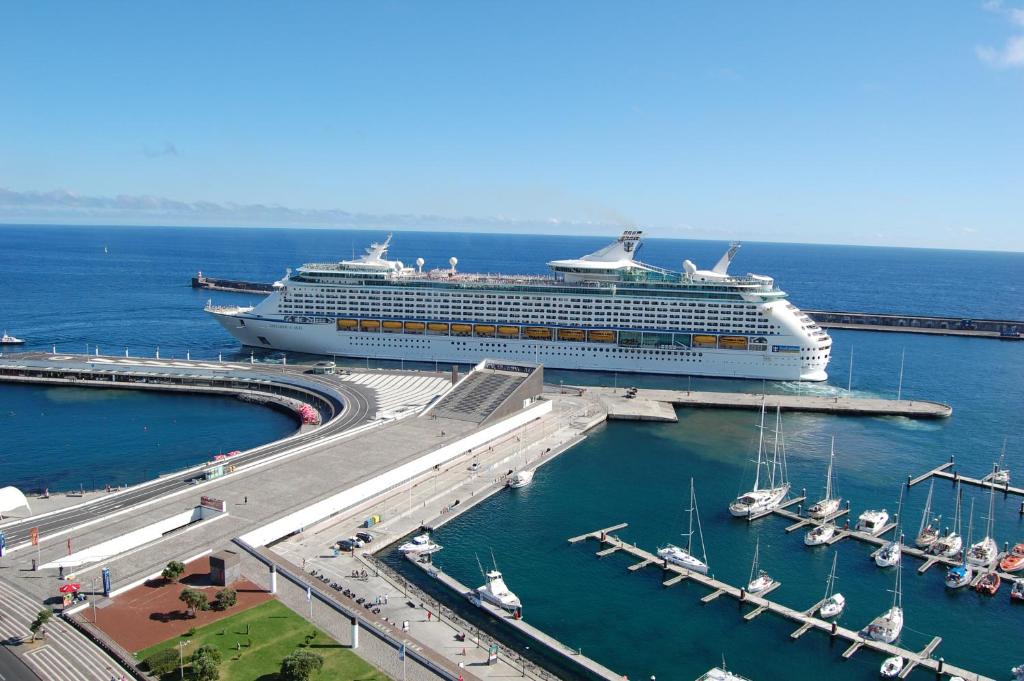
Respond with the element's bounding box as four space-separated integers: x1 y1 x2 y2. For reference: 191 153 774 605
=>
582 387 952 419
569 525 992 681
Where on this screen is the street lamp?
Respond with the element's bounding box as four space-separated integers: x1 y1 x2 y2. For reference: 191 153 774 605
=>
179 639 191 679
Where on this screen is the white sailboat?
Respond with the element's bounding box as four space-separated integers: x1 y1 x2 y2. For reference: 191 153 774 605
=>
746 539 774 594
473 553 521 613
657 478 710 574
729 403 790 518
866 553 904 643
875 487 904 568
946 499 974 589
881 657 905 678
807 436 841 519
818 552 846 618
804 520 836 546
914 480 941 549
931 481 963 558
983 437 1011 486
967 482 998 567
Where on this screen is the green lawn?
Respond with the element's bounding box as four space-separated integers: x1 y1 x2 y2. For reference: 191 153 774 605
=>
137 599 390 681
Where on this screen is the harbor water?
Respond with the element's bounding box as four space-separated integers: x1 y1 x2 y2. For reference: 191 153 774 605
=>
2 224 1023 679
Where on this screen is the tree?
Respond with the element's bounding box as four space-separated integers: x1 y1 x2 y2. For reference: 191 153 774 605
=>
179 588 209 618
214 587 237 610
162 560 186 583
29 609 52 641
191 645 222 681
280 650 324 681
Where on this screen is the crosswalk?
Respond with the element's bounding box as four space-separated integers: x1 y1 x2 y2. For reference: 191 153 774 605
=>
0 580 129 681
344 372 450 417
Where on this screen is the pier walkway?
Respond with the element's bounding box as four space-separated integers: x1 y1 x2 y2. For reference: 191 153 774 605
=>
569 525 992 681
583 387 952 419
908 457 1024 499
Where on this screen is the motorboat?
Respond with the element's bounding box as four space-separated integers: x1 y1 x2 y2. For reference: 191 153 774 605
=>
914 480 941 549
745 539 774 594
804 522 835 546
880 656 904 678
931 481 964 558
695 667 753 681
807 436 841 519
398 533 443 554
657 478 710 574
729 403 790 518
875 538 902 568
967 482 999 567
983 438 1011 487
947 500 975 589
856 509 890 536
865 555 903 644
1013 664 1024 681
507 470 534 489
1011 579 1024 602
0 331 25 345
474 568 521 613
818 553 846 619
974 571 1001 596
999 543 1024 572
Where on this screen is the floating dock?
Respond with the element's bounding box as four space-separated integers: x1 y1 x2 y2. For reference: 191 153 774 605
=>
582 387 952 419
569 524 993 681
908 457 1024 498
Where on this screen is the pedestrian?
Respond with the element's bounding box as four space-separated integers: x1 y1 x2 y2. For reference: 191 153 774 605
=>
244 495 248 504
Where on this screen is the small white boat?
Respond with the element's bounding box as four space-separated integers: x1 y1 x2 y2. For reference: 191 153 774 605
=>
0 331 25 345
946 499 975 589
807 436 841 519
880 656 904 678
856 509 890 536
931 481 964 558
745 539 774 594
1013 664 1024 681
475 568 521 613
507 470 534 488
729 403 790 518
983 438 1011 486
914 480 941 549
696 667 753 681
804 522 835 546
1010 578 1024 602
657 478 710 574
968 482 999 567
866 555 903 643
875 539 901 568
398 533 443 554
818 553 846 619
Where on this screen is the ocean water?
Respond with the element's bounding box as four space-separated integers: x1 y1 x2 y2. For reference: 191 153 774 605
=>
2 224 1024 680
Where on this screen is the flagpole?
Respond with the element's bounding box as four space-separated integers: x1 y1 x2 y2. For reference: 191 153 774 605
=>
897 348 905 401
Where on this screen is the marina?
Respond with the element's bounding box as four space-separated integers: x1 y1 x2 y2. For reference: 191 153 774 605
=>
569 524 992 681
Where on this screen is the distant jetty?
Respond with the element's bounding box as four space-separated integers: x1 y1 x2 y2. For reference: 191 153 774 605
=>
190 274 1022 339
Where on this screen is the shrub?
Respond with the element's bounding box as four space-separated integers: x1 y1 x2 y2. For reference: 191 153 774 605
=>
191 645 222 681
280 650 324 681
162 560 186 582
214 587 237 610
29 609 52 641
141 648 180 675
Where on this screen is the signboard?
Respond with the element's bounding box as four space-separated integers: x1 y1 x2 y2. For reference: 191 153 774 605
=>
200 496 227 513
101 567 112 597
488 644 499 664
30 527 39 546
0 530 6 557
772 345 800 353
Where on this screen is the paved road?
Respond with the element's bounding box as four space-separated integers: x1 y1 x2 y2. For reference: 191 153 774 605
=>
0 647 41 681
0 366 377 548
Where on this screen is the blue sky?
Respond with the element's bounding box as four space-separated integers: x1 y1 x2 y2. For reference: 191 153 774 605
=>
1 1 1022 250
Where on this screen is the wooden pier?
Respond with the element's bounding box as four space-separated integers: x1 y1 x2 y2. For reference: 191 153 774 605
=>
568 524 993 681
581 387 952 419
908 458 1024 498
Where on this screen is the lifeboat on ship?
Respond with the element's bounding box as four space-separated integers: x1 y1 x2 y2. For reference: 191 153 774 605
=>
587 330 616 343
524 327 552 340
557 328 585 342
497 326 520 337
451 323 473 336
404 321 426 333
474 325 496 337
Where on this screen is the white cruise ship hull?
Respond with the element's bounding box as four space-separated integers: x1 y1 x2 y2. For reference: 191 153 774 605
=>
210 312 828 381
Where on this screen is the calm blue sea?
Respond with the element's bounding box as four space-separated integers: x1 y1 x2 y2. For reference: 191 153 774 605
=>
2 224 1024 680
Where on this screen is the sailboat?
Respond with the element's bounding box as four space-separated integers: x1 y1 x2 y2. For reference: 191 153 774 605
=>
931 481 964 558
984 438 1011 486
866 553 904 643
946 499 975 589
729 403 790 518
914 480 941 549
880 656 905 678
967 482 998 567
657 478 710 574
804 519 836 546
807 436 841 519
818 552 846 618
473 552 522 613
875 486 904 568
746 539 774 594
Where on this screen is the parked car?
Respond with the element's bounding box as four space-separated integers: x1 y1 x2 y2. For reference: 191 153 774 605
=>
468 461 481 472
356 531 374 543
338 539 357 551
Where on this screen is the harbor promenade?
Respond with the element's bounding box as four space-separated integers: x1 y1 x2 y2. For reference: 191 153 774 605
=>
584 386 953 419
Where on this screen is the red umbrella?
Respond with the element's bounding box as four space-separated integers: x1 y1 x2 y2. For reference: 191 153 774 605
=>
58 583 81 594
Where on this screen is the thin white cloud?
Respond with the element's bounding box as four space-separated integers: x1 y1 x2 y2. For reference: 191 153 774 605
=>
142 141 179 158
978 1 1024 68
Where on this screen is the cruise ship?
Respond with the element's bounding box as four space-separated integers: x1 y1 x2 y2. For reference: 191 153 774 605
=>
206 231 831 381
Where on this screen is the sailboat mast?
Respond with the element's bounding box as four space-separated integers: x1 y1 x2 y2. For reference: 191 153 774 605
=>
825 552 837 599
825 437 835 501
749 539 760 585
769 406 782 488
687 478 695 555
753 401 766 491
918 480 934 537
